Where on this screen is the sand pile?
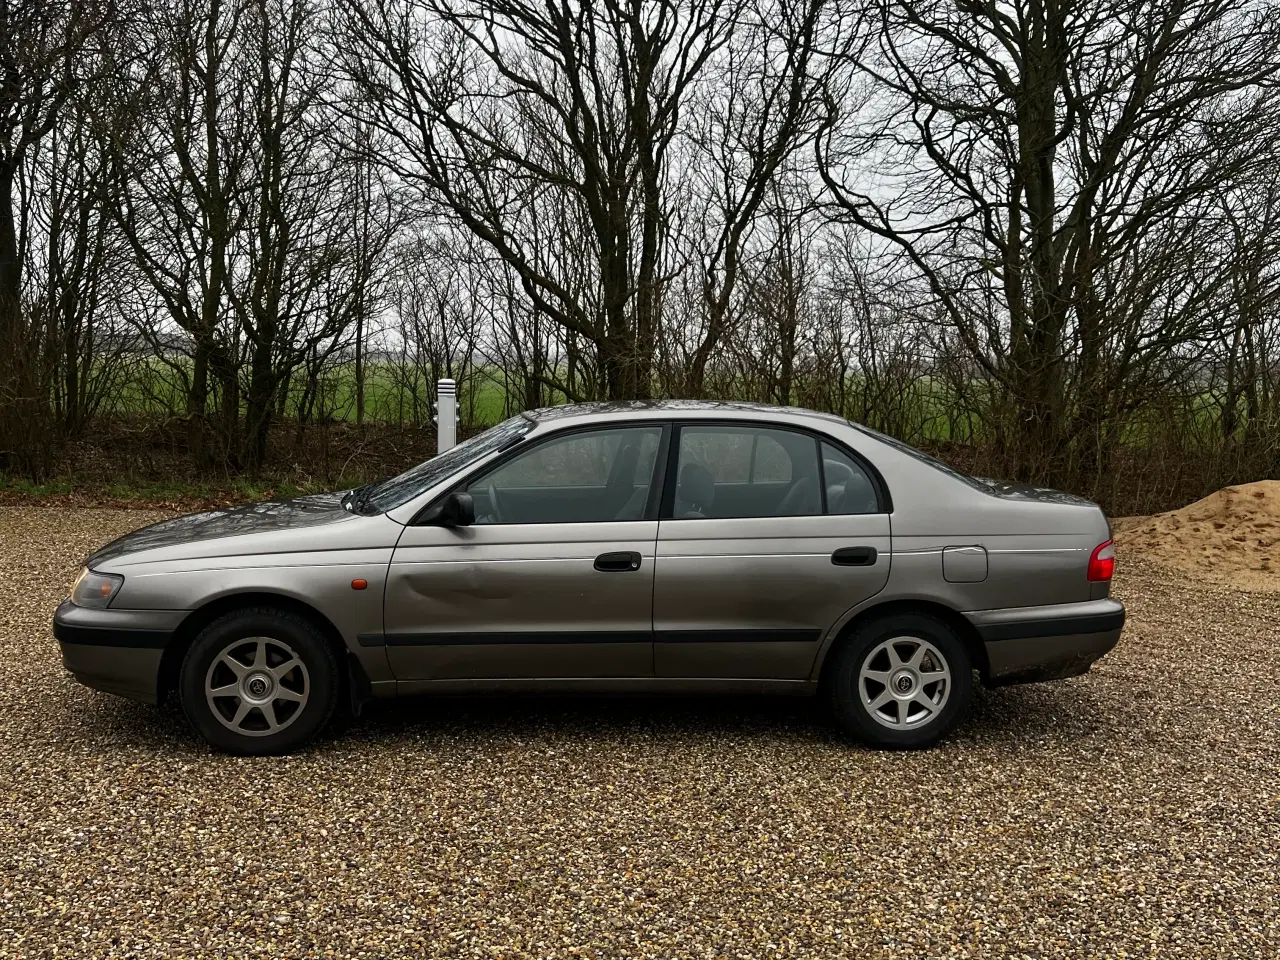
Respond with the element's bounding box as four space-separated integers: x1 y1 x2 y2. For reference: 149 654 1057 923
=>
1112 480 1280 592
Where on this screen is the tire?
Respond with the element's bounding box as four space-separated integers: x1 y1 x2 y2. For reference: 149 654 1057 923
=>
179 607 339 755
827 612 972 749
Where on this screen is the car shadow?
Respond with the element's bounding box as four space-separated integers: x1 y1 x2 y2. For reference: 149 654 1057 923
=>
348 692 836 744
342 678 1111 751
62 676 1112 754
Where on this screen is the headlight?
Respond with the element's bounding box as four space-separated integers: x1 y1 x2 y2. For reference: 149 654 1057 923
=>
70 568 124 608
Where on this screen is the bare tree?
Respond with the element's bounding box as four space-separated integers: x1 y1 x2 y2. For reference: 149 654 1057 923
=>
1214 167 1280 462
109 0 393 473
109 0 256 468
389 230 487 425
229 0 398 472
0 0 116 475
337 0 740 400
677 0 850 396
818 0 1280 482
26 76 135 439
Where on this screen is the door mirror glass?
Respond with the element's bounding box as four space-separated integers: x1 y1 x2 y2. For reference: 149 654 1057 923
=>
431 491 475 527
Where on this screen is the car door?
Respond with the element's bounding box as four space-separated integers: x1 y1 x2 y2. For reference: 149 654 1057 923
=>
384 423 667 680
654 422 891 680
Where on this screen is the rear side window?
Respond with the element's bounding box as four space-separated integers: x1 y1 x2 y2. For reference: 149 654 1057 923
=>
822 442 879 515
671 426 821 519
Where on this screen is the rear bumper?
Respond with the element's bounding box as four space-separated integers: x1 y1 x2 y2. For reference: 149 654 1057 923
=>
965 598 1124 686
52 600 187 704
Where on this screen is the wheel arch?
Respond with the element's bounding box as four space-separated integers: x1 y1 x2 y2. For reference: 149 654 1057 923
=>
158 591 368 707
815 598 989 689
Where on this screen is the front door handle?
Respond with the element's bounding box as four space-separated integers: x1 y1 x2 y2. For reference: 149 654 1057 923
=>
832 546 877 567
595 551 642 572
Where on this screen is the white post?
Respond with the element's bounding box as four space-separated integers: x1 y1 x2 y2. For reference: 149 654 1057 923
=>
436 378 457 454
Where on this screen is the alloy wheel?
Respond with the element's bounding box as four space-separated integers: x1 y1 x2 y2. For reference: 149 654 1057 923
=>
857 636 952 729
204 636 310 737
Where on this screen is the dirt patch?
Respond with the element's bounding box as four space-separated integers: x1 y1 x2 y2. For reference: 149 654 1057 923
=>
1113 480 1280 592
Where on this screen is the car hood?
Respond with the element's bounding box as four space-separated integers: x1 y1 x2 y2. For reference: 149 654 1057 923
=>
87 492 357 566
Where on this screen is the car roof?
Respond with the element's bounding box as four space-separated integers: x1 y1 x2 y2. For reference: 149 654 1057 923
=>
522 400 853 428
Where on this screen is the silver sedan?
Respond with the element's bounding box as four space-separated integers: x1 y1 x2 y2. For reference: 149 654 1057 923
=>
53 402 1124 754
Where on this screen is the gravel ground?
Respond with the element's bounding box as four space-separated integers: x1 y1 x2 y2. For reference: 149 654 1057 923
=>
1 506 1277 959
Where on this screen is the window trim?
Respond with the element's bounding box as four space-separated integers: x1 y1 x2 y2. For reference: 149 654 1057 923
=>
658 419 892 521
411 421 673 526
816 436 829 514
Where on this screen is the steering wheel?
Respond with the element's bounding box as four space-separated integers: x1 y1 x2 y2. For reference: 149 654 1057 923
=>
486 482 506 523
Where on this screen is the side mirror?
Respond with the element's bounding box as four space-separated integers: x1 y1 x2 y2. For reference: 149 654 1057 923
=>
436 491 475 528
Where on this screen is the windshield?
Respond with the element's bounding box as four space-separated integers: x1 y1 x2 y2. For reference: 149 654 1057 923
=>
360 415 534 514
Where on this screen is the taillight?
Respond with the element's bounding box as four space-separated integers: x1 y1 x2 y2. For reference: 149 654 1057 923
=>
1088 539 1115 582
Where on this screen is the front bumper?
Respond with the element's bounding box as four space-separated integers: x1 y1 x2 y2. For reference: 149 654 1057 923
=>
52 600 187 704
965 598 1125 686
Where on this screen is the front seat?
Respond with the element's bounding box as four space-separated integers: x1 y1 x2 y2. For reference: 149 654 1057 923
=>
673 462 715 518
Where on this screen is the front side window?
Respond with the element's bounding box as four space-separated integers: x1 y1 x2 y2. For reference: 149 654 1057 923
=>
671 426 822 519
466 426 662 524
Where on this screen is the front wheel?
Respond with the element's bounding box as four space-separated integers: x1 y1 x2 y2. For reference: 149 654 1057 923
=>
179 608 339 755
827 612 972 749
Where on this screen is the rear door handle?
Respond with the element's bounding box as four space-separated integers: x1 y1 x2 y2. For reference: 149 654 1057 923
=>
832 546 877 566
595 551 642 572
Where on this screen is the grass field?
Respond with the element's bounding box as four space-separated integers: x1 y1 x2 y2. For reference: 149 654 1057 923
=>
106 358 522 428
10 354 1267 516
99 357 1001 449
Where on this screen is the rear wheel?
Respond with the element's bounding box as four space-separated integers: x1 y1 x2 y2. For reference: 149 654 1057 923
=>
827 612 972 749
179 608 338 755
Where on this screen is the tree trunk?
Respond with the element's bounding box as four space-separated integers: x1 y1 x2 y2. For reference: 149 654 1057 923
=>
243 339 274 475
354 308 365 427
187 339 210 469
0 161 52 476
